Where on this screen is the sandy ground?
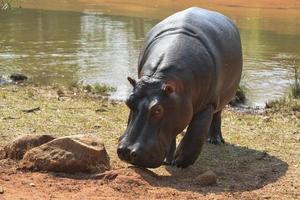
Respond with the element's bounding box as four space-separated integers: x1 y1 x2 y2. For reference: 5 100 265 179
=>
0 145 299 200
0 85 299 199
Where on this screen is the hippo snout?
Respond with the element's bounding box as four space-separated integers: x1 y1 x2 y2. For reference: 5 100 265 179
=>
117 145 130 161
117 142 165 168
117 145 141 163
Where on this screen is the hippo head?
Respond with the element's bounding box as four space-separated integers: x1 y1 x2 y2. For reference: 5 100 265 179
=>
117 76 193 168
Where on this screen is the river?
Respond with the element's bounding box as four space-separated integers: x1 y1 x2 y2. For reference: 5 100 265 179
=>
0 0 299 106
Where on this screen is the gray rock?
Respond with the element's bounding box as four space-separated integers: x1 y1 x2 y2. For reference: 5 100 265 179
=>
4 135 55 160
20 135 110 173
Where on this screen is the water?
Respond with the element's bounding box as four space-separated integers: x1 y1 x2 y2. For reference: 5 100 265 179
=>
0 1 299 107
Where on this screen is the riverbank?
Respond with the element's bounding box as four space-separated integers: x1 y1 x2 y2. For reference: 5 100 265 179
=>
0 84 299 199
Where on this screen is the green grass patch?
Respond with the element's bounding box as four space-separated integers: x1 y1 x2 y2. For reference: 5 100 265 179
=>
69 82 116 96
290 64 300 99
265 97 300 112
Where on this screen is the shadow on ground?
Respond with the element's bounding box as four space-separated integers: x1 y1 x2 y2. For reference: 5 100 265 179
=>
45 142 288 195
132 142 288 193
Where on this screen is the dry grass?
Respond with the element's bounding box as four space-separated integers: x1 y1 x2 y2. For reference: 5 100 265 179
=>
0 84 299 199
0 84 127 167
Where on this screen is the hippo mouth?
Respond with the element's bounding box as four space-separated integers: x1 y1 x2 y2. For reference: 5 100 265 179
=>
117 134 170 168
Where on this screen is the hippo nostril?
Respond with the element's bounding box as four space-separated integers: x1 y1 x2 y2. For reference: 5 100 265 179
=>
117 147 123 156
117 146 130 161
130 151 137 159
130 148 141 162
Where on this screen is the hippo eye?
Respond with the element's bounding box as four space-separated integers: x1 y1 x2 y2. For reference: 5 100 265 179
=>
151 105 163 118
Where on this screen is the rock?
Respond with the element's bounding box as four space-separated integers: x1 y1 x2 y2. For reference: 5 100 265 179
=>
0 186 4 194
194 170 217 186
20 135 110 173
29 183 35 187
10 73 28 82
4 135 56 160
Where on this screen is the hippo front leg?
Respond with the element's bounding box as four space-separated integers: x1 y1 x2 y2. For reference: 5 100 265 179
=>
173 105 214 168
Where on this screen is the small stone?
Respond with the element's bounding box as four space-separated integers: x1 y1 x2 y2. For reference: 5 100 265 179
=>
0 186 4 194
263 116 271 122
194 170 217 186
29 183 35 187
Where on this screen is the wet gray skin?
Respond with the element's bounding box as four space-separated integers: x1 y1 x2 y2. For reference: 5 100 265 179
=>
118 77 193 168
117 7 242 168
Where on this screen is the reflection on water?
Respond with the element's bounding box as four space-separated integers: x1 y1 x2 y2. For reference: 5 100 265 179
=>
0 8 299 106
0 9 156 99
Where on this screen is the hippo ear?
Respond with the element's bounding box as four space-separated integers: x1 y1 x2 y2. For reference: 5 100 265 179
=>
127 77 136 87
162 84 175 95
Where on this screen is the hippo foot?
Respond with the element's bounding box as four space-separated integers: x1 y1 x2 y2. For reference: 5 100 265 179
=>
207 135 225 145
171 158 193 168
170 153 196 168
163 157 191 168
163 158 173 166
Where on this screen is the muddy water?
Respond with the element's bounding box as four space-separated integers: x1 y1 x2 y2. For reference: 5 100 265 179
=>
0 1 299 106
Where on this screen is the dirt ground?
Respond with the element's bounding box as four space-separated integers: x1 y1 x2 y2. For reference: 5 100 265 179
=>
0 85 299 199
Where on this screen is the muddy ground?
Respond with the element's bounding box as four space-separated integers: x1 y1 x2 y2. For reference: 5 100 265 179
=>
0 85 299 199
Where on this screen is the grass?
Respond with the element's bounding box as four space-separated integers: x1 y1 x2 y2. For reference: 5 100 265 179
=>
230 74 248 106
232 85 247 105
1 0 22 10
69 82 116 96
265 96 300 112
229 84 247 107
0 84 126 167
0 84 299 198
290 64 300 99
265 65 300 112
1 0 11 10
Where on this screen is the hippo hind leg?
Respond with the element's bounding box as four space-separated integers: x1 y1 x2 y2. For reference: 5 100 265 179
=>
208 110 225 144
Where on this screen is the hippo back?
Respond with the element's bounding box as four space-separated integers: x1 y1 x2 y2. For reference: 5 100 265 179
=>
138 7 243 111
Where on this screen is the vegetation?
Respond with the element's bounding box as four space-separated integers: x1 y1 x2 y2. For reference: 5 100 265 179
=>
69 82 116 96
290 64 300 98
235 85 246 103
1 0 21 10
265 96 300 112
1 0 12 10
265 64 300 111
230 76 248 106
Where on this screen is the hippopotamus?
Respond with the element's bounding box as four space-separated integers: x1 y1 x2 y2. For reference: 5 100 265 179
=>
117 7 243 168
